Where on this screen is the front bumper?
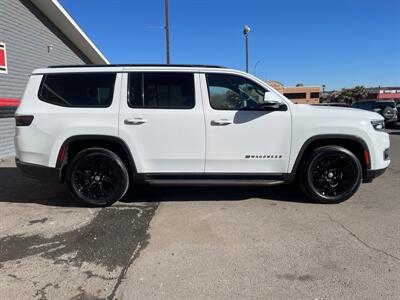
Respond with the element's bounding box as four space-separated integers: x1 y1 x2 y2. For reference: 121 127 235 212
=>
16 158 62 183
363 167 387 183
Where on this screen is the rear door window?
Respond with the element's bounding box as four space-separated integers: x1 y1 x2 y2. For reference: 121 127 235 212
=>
38 73 116 107
128 72 195 109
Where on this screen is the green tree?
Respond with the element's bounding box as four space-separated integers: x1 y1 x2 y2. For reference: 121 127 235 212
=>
337 88 353 104
352 85 368 101
337 86 368 104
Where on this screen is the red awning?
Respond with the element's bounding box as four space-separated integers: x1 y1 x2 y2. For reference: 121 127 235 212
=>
0 98 20 107
378 93 400 100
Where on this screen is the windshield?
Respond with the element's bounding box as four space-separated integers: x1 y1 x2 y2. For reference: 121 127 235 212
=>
376 102 395 109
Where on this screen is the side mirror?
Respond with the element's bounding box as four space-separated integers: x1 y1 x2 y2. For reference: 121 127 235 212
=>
264 91 283 105
260 91 286 110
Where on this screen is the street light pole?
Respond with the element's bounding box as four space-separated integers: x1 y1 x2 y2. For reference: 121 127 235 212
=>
165 0 170 64
245 35 248 72
243 25 250 73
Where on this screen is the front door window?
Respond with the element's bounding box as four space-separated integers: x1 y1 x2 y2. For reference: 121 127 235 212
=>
206 73 266 110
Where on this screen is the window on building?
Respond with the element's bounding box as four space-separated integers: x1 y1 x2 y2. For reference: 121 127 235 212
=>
39 73 116 107
128 72 195 109
310 92 320 99
206 73 267 110
284 93 306 99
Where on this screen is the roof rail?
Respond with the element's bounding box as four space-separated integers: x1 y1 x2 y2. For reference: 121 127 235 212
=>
48 64 226 69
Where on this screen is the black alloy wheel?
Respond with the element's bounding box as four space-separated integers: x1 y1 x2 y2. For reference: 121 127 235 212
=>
300 146 362 204
66 148 129 206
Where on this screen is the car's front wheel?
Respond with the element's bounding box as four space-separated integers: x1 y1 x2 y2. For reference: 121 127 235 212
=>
66 148 129 207
299 146 362 204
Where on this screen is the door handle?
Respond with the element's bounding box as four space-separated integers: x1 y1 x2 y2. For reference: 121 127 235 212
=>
211 119 232 126
124 118 147 125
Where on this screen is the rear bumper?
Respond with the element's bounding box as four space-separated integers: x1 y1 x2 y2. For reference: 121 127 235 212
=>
363 167 387 183
385 115 398 124
16 158 62 183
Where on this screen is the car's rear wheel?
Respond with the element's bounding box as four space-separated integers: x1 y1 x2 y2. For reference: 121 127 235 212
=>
66 148 129 207
299 146 362 204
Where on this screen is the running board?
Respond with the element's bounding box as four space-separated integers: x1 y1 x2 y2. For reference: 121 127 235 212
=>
144 178 285 186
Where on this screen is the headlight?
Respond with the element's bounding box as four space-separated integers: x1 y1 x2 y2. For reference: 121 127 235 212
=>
371 120 385 131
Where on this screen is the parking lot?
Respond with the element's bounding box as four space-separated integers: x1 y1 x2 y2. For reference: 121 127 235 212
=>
0 129 399 299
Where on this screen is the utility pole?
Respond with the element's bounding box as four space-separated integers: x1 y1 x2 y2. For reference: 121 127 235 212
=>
243 25 250 73
165 0 170 64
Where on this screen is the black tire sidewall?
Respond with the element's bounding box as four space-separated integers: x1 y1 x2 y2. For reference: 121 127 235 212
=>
382 107 395 120
66 148 129 207
300 146 362 204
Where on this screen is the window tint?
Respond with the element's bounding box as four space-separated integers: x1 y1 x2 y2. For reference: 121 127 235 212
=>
352 101 374 110
39 73 116 107
206 74 266 110
376 102 395 109
129 73 195 109
310 92 320 99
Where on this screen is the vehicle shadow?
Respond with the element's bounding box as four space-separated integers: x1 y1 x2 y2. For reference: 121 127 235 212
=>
125 185 313 204
0 167 82 207
0 166 314 207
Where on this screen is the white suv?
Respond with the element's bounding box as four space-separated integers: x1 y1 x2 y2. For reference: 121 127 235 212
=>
15 64 390 206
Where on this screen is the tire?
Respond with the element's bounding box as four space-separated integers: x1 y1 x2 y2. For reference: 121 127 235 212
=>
66 148 129 207
381 106 395 121
298 145 362 204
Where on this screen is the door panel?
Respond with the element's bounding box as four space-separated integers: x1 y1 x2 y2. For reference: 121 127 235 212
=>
200 73 292 173
119 72 205 173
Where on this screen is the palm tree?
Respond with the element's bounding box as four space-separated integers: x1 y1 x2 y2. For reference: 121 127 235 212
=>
337 89 354 104
352 86 368 101
337 86 368 104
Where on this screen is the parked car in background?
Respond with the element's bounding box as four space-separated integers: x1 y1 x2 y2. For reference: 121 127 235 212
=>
352 100 398 127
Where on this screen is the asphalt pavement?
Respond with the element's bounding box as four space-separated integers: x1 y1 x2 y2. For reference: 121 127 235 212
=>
0 129 399 299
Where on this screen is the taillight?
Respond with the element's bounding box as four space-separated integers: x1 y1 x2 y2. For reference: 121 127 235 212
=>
15 115 34 126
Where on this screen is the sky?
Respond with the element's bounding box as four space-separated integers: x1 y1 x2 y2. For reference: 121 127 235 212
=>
60 0 400 90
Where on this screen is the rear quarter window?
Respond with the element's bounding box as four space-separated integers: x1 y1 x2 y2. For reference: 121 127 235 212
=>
38 73 116 107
